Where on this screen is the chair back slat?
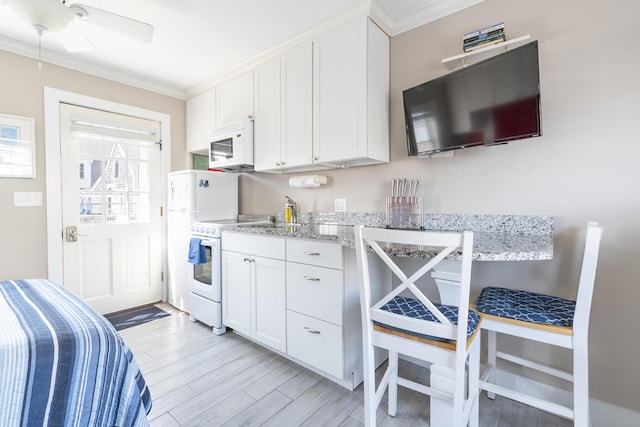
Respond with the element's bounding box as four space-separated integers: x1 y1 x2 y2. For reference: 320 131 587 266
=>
367 239 457 326
573 222 603 334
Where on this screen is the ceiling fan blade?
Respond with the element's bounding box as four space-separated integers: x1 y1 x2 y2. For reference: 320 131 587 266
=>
68 3 154 43
58 21 95 52
6 0 74 32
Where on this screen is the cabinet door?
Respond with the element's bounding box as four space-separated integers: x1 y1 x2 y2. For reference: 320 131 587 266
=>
281 41 313 168
216 70 254 128
254 58 282 171
186 88 216 153
253 256 286 352
313 18 367 163
222 251 251 336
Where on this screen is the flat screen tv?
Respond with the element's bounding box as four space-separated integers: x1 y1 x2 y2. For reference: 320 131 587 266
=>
403 41 541 157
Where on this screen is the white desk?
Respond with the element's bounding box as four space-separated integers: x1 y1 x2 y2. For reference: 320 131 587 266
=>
228 213 555 425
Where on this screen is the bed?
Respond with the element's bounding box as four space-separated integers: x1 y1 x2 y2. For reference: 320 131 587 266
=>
0 279 151 427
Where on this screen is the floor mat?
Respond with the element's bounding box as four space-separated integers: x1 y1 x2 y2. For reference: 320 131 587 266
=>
105 305 170 331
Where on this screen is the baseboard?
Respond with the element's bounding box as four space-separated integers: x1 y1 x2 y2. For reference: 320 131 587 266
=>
495 369 640 425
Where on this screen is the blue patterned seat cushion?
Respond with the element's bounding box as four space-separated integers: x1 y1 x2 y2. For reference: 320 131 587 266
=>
475 287 576 326
376 295 481 342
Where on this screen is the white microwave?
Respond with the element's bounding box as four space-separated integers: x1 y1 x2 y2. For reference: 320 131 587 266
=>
208 120 254 171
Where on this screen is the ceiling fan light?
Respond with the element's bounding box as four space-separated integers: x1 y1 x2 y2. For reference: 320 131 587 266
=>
7 0 74 32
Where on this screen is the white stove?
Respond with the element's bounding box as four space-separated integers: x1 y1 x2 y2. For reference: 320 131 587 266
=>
188 215 272 334
190 215 273 238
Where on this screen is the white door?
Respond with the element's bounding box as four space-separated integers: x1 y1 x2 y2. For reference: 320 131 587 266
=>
59 103 163 314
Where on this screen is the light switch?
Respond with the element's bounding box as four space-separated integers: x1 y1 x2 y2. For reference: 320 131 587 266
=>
14 192 43 207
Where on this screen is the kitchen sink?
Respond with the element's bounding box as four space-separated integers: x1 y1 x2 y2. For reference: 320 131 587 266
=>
273 223 302 228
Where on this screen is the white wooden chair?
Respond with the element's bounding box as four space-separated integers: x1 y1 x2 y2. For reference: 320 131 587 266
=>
475 222 603 426
354 225 481 427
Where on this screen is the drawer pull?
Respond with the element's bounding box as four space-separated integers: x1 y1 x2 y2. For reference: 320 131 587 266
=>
303 251 321 256
304 326 321 334
303 276 320 281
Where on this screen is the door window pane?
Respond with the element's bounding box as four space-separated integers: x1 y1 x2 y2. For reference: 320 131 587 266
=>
75 135 155 225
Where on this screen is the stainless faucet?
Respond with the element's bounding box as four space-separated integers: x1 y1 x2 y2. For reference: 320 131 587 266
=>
285 196 297 224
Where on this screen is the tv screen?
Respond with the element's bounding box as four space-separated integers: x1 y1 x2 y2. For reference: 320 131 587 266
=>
403 41 541 156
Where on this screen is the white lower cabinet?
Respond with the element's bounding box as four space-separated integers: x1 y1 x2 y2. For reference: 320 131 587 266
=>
222 232 388 390
285 239 349 382
222 232 286 352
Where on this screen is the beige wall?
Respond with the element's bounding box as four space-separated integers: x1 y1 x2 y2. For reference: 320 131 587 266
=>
0 50 187 280
240 0 640 412
0 0 638 413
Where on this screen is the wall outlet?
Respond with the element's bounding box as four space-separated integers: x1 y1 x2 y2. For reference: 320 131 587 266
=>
334 198 347 213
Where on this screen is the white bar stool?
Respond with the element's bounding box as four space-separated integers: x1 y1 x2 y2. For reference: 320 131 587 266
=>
474 222 603 426
354 225 481 427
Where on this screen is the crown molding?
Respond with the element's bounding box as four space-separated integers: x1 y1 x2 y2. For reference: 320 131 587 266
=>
389 0 486 36
0 35 186 99
2 1 486 100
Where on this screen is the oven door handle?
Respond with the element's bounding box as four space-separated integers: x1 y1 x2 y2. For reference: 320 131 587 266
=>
198 239 215 247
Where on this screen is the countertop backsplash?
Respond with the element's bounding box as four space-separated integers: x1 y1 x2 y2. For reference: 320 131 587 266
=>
273 211 553 235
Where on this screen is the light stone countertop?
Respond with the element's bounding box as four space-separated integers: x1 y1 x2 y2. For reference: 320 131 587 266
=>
225 213 554 262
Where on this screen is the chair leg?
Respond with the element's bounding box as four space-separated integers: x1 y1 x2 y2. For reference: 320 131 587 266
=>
388 350 399 417
363 341 377 427
573 338 591 427
486 330 497 399
469 338 480 427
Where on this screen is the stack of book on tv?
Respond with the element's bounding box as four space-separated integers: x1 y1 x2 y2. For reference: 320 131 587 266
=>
463 22 506 52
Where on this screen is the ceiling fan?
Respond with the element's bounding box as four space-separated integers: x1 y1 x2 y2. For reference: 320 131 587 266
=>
5 0 154 52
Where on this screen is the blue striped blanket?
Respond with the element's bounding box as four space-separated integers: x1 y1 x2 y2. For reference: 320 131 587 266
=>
0 279 151 427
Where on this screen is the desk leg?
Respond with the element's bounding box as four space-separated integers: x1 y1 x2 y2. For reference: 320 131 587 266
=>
431 260 462 306
430 365 455 427
429 265 457 427
430 261 472 426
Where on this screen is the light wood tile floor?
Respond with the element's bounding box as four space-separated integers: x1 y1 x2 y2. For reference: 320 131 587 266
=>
118 303 572 427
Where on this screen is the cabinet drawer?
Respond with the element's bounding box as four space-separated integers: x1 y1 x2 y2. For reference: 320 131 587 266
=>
286 239 342 269
222 232 285 259
287 310 343 379
287 263 343 325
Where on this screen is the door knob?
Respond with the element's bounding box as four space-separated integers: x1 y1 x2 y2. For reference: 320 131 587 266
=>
65 226 86 242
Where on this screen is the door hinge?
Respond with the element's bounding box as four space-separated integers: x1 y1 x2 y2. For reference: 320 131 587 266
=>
155 140 163 151
160 206 163 217
161 271 164 282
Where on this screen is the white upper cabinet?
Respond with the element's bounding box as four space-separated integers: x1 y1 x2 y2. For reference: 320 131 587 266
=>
312 17 389 167
216 70 254 128
280 42 315 170
254 57 282 171
186 87 216 153
254 41 319 173
187 17 390 171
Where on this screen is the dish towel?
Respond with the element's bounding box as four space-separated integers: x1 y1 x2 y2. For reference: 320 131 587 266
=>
188 238 207 264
